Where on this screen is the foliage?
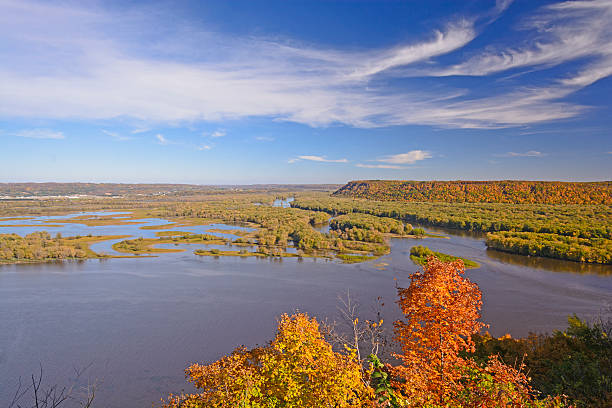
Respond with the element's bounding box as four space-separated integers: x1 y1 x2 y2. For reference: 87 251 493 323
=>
392 258 567 407
392 258 485 404
409 246 480 268
0 232 88 261
486 231 611 264
163 313 373 408
334 180 612 205
166 259 570 407
471 315 612 407
292 194 612 263
330 213 409 235
368 354 402 408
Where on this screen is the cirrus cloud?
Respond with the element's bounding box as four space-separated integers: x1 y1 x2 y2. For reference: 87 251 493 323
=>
11 128 65 139
0 0 610 130
289 155 348 164
376 150 432 164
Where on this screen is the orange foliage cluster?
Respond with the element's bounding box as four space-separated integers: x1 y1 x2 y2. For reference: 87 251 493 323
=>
393 258 485 403
165 259 568 408
334 180 612 205
391 258 566 407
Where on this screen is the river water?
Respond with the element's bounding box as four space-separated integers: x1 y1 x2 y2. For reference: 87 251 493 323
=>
0 213 610 407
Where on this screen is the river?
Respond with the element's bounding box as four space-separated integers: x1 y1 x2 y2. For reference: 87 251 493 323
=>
0 212 610 407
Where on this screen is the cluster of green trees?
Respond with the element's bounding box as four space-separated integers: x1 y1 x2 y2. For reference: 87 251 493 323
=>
471 315 612 407
486 231 612 264
292 195 611 263
409 245 480 268
334 180 612 205
330 226 385 243
293 196 610 238
152 200 390 259
0 232 88 261
330 213 409 234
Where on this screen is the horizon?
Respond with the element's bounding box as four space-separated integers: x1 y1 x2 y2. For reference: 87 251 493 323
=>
2 0 612 183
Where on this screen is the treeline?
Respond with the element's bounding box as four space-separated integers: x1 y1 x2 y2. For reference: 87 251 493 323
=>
0 182 338 198
0 232 88 261
334 180 612 205
292 195 612 263
330 213 409 234
486 231 612 264
292 196 611 239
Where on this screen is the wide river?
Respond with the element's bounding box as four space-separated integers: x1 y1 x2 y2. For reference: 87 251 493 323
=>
1 211 611 407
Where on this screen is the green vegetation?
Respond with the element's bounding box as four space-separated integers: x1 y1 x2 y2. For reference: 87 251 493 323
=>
292 194 612 263
194 248 299 258
4 183 608 264
293 195 611 238
0 232 129 263
335 180 612 205
151 199 392 260
112 233 227 254
409 245 480 268
486 231 612 264
470 315 612 407
335 253 377 263
330 212 409 234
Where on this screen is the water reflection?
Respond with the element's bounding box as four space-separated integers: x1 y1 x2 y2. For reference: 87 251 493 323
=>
485 249 612 275
273 197 294 208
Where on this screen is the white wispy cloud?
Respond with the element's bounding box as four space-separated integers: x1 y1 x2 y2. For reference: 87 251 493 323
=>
155 134 169 145
376 150 432 164
356 164 405 169
497 150 546 157
289 155 348 164
102 130 131 141
198 144 212 151
12 128 64 139
210 130 226 138
131 127 150 134
255 136 274 142
347 20 475 79
432 0 612 77
0 0 609 130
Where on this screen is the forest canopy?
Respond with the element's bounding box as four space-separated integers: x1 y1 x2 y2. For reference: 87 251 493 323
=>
334 180 612 205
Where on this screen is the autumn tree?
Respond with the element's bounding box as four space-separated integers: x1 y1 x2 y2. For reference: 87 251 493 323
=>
392 257 484 405
391 257 567 407
164 312 373 408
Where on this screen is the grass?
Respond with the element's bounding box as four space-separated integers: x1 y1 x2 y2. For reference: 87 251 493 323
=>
409 245 480 269
112 234 228 255
194 249 299 258
336 253 378 263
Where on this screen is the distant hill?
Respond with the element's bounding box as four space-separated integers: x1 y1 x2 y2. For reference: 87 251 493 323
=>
0 183 341 198
333 180 612 205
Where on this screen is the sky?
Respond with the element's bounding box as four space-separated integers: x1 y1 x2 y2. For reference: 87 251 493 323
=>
1 0 611 184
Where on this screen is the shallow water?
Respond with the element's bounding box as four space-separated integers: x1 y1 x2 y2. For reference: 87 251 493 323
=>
1 212 611 407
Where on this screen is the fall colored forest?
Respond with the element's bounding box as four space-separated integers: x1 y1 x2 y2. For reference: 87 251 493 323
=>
334 180 612 205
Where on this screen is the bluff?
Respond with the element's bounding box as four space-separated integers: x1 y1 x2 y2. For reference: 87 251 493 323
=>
333 180 612 205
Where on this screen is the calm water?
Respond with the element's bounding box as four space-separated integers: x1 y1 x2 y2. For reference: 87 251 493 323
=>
1 213 611 407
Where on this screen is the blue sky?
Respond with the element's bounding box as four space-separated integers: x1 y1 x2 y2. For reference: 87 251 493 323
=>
1 0 611 184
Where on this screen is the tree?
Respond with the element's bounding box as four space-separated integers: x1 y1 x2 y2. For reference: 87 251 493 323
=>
164 312 373 408
391 257 567 407
392 257 484 405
